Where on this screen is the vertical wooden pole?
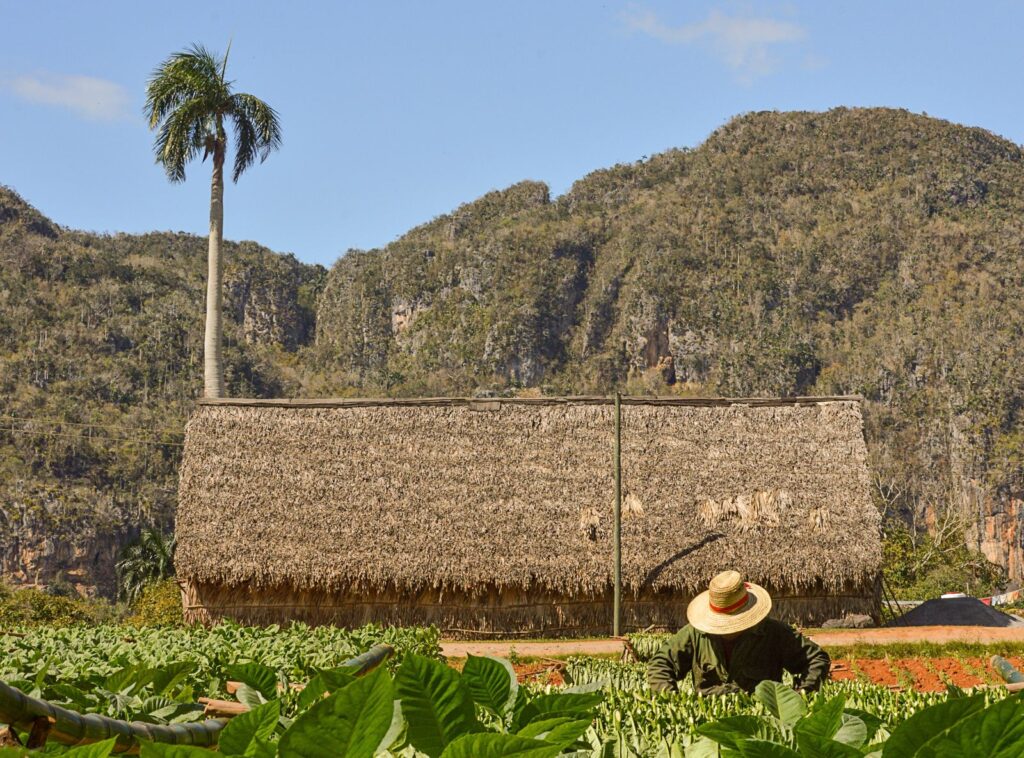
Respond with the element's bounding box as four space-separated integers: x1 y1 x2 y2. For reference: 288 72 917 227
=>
613 391 622 637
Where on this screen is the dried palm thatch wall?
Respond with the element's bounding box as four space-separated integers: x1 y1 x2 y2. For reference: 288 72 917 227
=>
176 396 881 635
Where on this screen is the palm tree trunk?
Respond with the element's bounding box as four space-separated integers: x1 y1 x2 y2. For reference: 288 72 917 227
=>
204 145 226 398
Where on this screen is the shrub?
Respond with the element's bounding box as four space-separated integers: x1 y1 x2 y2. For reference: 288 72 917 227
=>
125 579 185 627
0 585 98 626
45 574 83 599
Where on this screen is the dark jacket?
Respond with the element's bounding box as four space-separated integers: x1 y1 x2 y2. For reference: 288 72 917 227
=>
646 618 830 695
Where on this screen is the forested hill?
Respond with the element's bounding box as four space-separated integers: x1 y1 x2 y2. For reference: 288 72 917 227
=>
0 185 325 593
2 106 1023 594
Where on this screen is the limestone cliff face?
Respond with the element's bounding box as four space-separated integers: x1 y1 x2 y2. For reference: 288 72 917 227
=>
225 243 320 350
977 496 1024 581
0 485 122 596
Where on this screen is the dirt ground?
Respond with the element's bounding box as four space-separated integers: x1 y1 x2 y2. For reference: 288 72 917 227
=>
806 626 1024 646
440 625 1024 659
441 638 625 659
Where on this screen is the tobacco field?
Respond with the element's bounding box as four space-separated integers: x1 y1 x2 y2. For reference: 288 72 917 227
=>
1 625 1023 756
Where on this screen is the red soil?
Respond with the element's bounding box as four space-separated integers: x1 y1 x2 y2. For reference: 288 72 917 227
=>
928 657 987 688
892 658 944 692
449 658 565 686
831 656 999 691
512 661 565 687
828 661 857 682
845 658 900 688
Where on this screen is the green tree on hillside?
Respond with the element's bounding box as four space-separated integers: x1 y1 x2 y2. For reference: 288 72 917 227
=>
144 43 282 398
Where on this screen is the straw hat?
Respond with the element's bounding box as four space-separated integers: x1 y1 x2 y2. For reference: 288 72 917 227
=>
687 570 772 635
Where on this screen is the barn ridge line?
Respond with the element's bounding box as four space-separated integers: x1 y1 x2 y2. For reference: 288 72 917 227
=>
196 394 863 409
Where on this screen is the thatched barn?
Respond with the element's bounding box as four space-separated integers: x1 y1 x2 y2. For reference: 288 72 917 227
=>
176 396 881 635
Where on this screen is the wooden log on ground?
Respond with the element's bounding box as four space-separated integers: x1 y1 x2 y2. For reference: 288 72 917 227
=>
198 698 251 717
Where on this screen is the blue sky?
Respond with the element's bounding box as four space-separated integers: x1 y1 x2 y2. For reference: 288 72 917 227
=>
2 1 1022 268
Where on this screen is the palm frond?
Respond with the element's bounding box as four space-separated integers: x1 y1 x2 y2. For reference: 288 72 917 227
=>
228 93 282 182
145 43 280 184
152 96 218 182
144 45 227 128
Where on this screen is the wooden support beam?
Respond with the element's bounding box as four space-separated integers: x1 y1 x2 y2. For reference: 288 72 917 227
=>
26 716 55 749
199 699 250 717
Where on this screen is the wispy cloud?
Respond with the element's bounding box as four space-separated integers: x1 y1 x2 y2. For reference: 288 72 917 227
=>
624 7 808 82
3 73 131 121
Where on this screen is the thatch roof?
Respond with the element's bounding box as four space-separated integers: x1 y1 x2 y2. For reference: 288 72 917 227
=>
176 396 880 598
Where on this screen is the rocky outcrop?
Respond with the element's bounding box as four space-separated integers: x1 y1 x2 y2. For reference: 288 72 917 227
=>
977 497 1024 581
225 243 322 351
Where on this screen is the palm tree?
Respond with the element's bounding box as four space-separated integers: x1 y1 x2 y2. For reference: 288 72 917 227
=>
144 44 281 398
116 529 177 604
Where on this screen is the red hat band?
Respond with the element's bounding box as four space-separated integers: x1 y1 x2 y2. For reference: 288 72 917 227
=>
709 583 750 615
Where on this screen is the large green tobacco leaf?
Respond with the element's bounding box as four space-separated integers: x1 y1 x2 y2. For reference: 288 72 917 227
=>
516 717 591 748
46 682 98 710
831 713 867 748
793 733 863 757
218 699 280 756
514 691 603 730
753 683 806 728
789 697 868 753
732 740 801 757
463 655 516 716
139 744 218 758
911 694 1024 758
297 667 357 711
684 737 723 758
277 667 394 758
842 709 884 744
225 663 279 701
698 715 781 750
63 738 119 757
151 662 197 696
104 664 157 695
234 683 268 709
439 733 563 758
792 695 844 744
881 693 986 757
394 654 481 757
246 738 277 758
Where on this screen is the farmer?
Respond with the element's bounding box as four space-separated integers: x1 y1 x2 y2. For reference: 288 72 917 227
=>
647 570 830 695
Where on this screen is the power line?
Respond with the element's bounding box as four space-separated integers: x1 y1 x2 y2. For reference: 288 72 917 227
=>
3 427 184 448
0 414 184 438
